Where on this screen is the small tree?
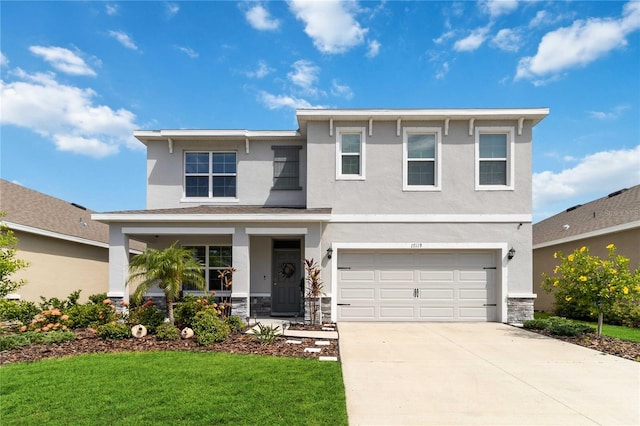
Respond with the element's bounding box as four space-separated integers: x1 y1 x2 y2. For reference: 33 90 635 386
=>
127 242 206 324
0 213 30 297
542 244 640 337
217 267 236 319
304 258 325 325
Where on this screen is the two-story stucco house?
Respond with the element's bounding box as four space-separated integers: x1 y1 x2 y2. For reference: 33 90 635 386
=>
94 108 549 324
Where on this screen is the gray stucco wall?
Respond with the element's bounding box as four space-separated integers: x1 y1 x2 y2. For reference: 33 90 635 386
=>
305 119 533 215
146 138 307 209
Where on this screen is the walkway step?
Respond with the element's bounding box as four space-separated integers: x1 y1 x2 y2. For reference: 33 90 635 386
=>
304 347 321 353
319 356 338 362
285 340 302 344
315 340 331 346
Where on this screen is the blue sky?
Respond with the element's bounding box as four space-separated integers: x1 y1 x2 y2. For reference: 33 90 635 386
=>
1 0 639 222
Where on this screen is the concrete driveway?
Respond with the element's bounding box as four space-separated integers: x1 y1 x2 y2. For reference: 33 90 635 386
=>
339 323 639 425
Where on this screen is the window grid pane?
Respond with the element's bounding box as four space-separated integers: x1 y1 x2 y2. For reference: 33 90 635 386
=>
185 152 210 174
407 161 435 186
341 134 361 153
273 147 300 189
407 134 435 159
479 161 507 185
479 134 507 158
212 176 236 197
341 155 360 175
181 245 232 292
212 153 236 174
185 176 209 197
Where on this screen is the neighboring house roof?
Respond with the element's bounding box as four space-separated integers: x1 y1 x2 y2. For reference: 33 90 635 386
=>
93 206 332 223
533 185 640 248
0 179 144 251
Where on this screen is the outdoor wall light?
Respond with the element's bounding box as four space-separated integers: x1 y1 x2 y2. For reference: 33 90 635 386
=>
326 247 334 259
508 247 516 260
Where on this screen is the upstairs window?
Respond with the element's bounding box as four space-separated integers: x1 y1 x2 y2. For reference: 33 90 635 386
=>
185 152 237 198
475 127 514 190
336 127 366 180
272 146 301 190
403 127 441 191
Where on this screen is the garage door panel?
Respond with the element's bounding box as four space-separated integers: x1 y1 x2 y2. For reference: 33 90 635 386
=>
379 270 414 281
379 287 415 300
337 250 497 322
340 288 375 300
380 306 415 319
418 270 454 281
418 289 455 300
339 306 376 320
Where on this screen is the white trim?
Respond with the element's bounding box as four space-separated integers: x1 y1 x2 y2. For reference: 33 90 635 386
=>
249 292 271 297
246 227 308 235
122 227 235 235
93 213 332 223
330 242 509 323
330 214 531 223
180 197 240 204
135 129 300 140
475 126 515 191
402 127 442 191
508 293 537 299
107 291 126 298
533 221 640 249
336 127 366 180
4 221 113 250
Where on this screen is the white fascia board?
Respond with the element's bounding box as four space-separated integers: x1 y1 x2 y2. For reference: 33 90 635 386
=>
297 108 549 124
134 129 301 142
533 220 640 249
122 227 235 235
93 213 332 223
4 221 109 250
330 214 531 223
246 228 309 235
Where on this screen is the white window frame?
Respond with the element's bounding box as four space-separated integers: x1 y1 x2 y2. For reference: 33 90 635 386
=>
403 127 442 191
475 127 514 191
336 127 366 180
182 245 232 295
183 151 239 202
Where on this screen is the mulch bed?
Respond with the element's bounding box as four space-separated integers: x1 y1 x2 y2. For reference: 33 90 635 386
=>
0 328 340 365
529 329 640 362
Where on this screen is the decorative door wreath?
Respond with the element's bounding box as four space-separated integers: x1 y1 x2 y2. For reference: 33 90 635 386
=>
279 262 296 279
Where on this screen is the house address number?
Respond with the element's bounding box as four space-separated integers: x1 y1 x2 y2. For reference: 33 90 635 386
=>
410 243 423 248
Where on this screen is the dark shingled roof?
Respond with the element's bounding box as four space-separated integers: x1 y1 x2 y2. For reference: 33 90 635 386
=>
533 185 640 246
0 179 144 250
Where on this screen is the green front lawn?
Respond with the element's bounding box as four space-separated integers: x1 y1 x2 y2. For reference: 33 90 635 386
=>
534 312 640 342
1 351 348 425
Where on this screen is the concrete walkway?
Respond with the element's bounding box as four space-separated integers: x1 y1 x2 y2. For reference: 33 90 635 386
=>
339 323 640 425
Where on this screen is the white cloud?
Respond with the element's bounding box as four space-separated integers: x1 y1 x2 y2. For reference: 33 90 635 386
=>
433 30 456 45
491 28 521 52
588 104 630 120
175 46 199 58
435 61 450 80
1 52 8 68
288 0 368 54
245 60 274 79
108 30 139 51
0 69 139 157
258 91 316 110
29 46 96 76
105 3 119 16
533 145 640 213
516 1 640 81
366 40 381 58
454 26 491 52
288 59 322 95
245 4 280 31
331 79 353 100
482 0 518 18
165 2 179 18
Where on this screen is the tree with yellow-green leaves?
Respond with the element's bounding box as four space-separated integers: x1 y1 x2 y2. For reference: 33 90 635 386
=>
542 244 640 337
0 212 30 298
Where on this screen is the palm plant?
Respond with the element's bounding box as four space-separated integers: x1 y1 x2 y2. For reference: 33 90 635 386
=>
127 242 206 324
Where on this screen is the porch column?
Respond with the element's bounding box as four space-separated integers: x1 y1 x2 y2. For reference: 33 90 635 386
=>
231 227 250 318
304 222 322 264
108 224 129 304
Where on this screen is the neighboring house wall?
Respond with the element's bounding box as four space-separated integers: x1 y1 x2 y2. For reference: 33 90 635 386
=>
10 231 109 303
146 138 307 209
534 228 640 312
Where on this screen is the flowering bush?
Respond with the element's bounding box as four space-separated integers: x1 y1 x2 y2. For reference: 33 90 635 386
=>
192 309 229 346
66 299 118 328
174 294 220 329
127 301 166 333
26 308 73 332
542 244 640 335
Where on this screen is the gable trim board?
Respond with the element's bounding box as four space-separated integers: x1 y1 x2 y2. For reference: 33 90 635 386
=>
3 221 111 250
533 220 640 249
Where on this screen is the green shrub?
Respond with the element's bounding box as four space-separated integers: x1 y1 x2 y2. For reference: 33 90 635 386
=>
38 290 81 311
88 293 108 304
251 323 280 345
224 315 245 333
192 309 229 346
127 302 166 333
155 323 181 341
0 331 75 351
547 317 594 336
66 303 117 329
174 294 219 329
523 318 550 330
96 323 131 340
0 299 40 324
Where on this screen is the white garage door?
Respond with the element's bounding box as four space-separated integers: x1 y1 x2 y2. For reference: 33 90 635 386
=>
337 251 497 322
